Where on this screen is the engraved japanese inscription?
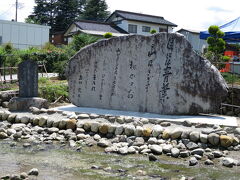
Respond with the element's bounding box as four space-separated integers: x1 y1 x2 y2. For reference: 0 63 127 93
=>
66 33 228 115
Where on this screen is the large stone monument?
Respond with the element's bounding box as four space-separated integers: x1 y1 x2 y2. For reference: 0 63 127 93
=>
66 33 228 115
8 60 48 111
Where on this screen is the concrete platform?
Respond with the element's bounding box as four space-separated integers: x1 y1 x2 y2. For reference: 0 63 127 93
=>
54 104 238 127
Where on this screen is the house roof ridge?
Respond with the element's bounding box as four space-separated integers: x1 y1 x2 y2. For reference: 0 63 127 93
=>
75 19 111 25
115 10 164 19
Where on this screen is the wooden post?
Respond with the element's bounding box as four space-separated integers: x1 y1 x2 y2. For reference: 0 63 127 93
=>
3 65 6 83
10 67 12 83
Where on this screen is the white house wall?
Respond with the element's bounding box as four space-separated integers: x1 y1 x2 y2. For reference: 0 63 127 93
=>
0 20 50 49
179 31 207 53
116 20 173 35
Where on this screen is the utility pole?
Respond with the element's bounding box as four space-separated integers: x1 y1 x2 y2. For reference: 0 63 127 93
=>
15 0 18 21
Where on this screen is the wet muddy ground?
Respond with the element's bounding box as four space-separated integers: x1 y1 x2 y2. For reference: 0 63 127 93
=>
0 140 240 180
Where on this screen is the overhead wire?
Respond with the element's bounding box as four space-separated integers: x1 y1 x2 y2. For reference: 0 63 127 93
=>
0 4 15 17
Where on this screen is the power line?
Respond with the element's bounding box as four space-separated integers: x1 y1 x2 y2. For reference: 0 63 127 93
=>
0 4 15 17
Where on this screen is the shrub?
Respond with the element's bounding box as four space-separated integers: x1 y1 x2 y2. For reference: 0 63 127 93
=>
53 60 68 80
38 77 49 84
103 32 113 38
38 79 68 102
3 43 14 54
0 83 11 91
70 33 100 51
150 29 157 34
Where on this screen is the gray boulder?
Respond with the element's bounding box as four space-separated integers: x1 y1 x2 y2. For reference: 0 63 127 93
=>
171 148 180 157
200 133 208 143
28 168 39 176
8 97 48 111
191 148 204 156
208 133 220 146
189 131 200 142
222 157 234 168
189 157 198 166
171 128 182 139
205 159 214 165
150 145 163 155
162 144 173 153
0 132 8 139
186 142 199 150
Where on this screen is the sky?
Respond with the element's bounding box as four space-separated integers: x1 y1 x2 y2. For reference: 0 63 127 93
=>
0 0 240 31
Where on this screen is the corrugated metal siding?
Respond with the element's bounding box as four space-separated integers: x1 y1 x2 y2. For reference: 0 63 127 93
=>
0 20 50 49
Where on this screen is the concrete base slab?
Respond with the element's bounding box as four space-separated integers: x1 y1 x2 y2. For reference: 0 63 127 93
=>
53 104 238 127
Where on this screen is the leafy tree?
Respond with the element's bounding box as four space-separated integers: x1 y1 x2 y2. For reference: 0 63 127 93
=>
27 0 86 33
54 0 86 31
206 25 226 64
70 33 100 51
81 0 110 21
27 0 58 30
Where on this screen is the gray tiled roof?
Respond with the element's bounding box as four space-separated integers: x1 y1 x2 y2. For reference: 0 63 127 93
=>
74 20 126 33
108 10 177 27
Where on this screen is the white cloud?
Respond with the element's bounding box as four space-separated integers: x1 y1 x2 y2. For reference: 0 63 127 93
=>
0 0 239 31
0 0 35 22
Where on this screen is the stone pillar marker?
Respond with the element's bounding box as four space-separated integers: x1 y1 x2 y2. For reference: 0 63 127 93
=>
8 60 48 111
18 60 38 97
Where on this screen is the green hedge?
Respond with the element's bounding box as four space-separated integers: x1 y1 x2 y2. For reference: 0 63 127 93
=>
0 34 99 80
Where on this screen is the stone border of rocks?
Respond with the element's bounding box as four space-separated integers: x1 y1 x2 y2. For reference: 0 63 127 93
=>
0 107 240 169
0 90 18 108
1 168 38 180
1 108 240 149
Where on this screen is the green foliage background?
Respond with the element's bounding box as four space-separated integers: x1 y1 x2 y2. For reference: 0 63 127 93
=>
0 34 100 80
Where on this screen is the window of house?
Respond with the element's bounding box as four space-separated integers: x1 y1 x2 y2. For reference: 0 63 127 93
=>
128 24 137 33
142 26 151 32
159 28 167 32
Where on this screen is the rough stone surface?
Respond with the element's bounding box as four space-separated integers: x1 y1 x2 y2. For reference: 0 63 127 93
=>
152 125 163 137
18 60 38 97
8 97 49 111
191 148 204 156
205 159 214 165
28 168 39 176
171 128 182 139
162 144 173 153
171 147 180 157
220 135 233 147
222 157 234 168
200 133 208 144
66 33 228 115
135 126 143 136
142 127 152 137
189 157 198 166
149 145 162 155
186 142 199 150
189 131 200 142
208 133 220 146
99 124 109 134
0 132 8 139
66 119 77 130
162 129 170 139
